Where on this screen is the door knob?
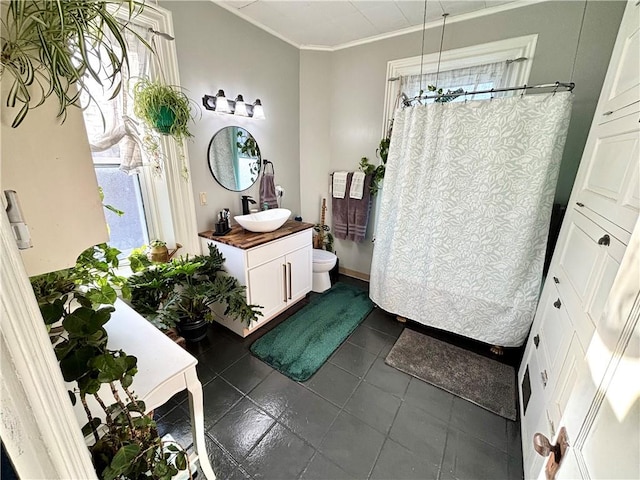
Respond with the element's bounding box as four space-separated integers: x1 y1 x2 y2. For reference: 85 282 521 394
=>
533 432 562 463
553 276 559 284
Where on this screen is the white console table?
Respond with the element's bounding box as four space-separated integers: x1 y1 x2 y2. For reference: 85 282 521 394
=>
67 299 215 479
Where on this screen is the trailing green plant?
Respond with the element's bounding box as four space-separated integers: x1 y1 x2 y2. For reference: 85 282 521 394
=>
0 0 146 128
30 243 188 479
133 77 195 140
359 156 386 196
127 244 261 331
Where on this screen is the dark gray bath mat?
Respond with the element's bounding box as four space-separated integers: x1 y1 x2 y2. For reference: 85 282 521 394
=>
386 329 517 420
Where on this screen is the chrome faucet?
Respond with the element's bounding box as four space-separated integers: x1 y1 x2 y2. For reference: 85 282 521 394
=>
241 195 256 215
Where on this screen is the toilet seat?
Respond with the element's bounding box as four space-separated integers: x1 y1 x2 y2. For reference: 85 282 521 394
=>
313 249 336 264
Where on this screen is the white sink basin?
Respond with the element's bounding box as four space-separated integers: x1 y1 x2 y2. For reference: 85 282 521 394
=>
234 208 291 233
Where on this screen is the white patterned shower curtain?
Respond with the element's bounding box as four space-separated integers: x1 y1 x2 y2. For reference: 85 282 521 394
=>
370 92 573 347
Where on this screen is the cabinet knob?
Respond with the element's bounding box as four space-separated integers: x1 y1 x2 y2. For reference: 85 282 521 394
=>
576 202 585 207
602 110 614 116
553 276 559 284
534 334 540 348
553 299 562 309
597 234 610 246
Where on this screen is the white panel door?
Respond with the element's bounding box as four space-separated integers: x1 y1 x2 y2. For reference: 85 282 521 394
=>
596 0 640 119
574 112 640 234
1 85 108 276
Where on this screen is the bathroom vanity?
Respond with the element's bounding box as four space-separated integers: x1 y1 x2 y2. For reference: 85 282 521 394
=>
199 220 314 337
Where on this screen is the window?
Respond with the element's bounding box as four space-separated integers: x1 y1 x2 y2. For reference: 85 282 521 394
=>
80 5 200 258
82 22 151 257
382 35 538 132
372 35 538 238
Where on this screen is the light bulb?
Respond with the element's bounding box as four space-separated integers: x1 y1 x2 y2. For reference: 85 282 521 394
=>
234 94 248 116
252 99 265 119
215 89 230 113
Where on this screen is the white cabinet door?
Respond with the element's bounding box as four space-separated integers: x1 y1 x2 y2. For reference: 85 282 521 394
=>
537 284 574 397
247 257 287 323
286 246 312 303
574 112 639 235
596 0 640 120
554 211 627 348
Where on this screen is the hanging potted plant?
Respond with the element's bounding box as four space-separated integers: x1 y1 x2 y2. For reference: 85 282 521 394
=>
0 0 145 128
133 78 196 140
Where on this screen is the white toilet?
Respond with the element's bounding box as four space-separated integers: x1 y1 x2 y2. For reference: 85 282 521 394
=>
312 249 337 293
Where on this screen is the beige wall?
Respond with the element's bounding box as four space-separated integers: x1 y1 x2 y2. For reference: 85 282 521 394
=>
300 0 625 276
163 1 301 234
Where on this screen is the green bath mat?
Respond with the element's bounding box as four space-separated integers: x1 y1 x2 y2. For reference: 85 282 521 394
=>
250 282 374 381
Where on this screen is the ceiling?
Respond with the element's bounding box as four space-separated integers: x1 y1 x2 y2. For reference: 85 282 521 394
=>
214 0 521 50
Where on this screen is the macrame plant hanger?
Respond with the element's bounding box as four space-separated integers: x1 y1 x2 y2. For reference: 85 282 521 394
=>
404 0 587 106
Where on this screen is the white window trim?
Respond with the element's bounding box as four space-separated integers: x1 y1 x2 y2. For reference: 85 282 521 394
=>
382 34 538 135
110 5 200 255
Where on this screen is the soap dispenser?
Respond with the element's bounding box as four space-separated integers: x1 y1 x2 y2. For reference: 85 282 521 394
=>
241 195 256 215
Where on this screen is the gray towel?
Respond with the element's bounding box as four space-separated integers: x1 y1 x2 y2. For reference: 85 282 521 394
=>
332 172 352 240
347 174 372 243
259 173 278 209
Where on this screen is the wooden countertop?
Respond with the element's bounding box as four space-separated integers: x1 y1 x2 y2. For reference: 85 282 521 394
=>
199 220 314 249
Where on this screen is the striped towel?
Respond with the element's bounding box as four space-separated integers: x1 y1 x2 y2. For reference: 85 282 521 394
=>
332 172 352 240
332 171 348 199
349 171 366 199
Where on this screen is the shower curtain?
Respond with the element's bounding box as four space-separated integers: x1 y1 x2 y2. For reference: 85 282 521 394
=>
370 92 573 347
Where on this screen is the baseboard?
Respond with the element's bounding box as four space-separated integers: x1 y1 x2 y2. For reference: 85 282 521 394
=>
339 267 370 282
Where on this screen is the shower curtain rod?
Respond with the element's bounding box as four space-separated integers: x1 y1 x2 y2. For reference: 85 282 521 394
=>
403 81 575 106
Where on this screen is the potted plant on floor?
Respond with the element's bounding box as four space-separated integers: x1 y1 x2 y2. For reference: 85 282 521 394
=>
127 244 261 342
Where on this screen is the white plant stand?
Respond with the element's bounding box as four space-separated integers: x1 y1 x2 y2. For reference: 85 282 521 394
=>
67 299 216 479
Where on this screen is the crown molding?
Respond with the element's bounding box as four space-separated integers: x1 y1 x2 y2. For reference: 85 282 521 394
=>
211 0 301 49
212 0 550 52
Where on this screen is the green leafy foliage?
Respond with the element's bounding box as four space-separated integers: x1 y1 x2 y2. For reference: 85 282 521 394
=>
359 156 386 196
127 243 262 330
30 242 189 479
0 0 147 127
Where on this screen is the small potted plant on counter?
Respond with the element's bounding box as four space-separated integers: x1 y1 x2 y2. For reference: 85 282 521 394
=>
127 245 261 342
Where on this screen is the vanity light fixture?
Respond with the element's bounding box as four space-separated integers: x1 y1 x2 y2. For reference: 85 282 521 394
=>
202 91 265 119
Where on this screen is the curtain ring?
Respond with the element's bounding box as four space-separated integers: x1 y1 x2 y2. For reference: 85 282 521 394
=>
552 81 560 96
464 90 468 103
521 84 527 98
490 88 494 101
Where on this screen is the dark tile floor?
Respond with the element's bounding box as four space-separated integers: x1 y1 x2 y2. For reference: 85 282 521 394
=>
155 277 524 480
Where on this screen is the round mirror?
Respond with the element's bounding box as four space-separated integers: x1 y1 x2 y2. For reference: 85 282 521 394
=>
207 126 261 191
